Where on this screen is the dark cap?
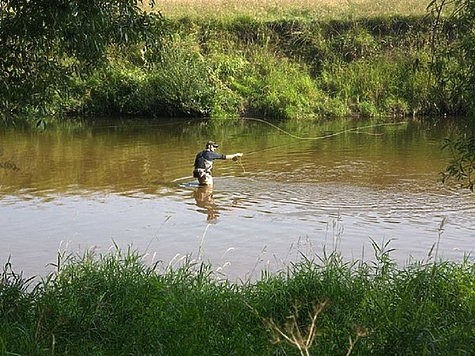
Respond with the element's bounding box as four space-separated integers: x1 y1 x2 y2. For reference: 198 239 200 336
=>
206 141 219 148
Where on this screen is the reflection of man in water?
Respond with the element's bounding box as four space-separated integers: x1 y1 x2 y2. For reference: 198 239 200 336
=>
193 184 219 222
193 141 242 186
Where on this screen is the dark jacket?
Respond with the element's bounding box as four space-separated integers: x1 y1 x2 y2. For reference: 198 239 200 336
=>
193 150 226 178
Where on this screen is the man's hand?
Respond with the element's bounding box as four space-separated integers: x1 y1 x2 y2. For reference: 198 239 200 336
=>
232 153 243 161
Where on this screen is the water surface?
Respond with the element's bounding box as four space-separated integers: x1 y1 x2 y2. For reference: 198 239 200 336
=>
1 118 473 281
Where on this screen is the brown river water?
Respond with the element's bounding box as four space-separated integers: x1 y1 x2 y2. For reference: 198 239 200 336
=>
1 118 474 281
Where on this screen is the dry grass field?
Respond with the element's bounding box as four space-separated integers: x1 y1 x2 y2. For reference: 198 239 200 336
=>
142 0 431 20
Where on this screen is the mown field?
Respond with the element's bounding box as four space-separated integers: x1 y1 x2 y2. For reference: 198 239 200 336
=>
142 0 432 20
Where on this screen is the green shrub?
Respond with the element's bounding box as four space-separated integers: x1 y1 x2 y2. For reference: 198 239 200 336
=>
13 14 471 121
228 50 321 119
317 53 429 117
145 39 216 117
85 65 148 115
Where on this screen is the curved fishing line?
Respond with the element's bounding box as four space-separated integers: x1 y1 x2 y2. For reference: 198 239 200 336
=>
232 118 407 158
229 118 407 172
239 117 407 141
72 116 406 142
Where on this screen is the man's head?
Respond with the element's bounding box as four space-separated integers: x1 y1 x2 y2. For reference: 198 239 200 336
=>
205 141 219 150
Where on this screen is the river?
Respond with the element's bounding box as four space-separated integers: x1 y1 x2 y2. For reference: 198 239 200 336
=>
1 117 473 281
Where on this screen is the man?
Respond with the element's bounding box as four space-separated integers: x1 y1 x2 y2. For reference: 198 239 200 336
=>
193 141 242 185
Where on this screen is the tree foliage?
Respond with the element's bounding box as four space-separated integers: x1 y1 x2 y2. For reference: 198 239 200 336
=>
442 135 475 191
428 0 475 114
0 0 158 121
429 0 475 191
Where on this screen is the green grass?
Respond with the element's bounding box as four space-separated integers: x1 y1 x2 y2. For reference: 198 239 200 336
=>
12 1 465 121
5 0 469 123
1 247 474 355
64 15 463 120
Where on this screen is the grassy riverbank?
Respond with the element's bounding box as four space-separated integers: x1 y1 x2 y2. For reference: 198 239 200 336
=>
6 3 463 123
2 0 470 123
63 15 441 120
1 248 474 354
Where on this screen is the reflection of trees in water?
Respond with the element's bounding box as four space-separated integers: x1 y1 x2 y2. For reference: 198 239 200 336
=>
193 185 219 222
0 149 20 172
0 160 20 172
1 118 468 195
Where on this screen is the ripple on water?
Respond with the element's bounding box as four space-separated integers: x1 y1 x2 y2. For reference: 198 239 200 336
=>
213 177 474 237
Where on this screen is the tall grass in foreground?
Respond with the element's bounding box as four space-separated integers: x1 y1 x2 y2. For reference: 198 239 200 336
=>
1 248 474 355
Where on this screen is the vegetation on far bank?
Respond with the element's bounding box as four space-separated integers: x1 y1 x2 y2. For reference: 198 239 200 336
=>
1 247 474 355
1 0 474 125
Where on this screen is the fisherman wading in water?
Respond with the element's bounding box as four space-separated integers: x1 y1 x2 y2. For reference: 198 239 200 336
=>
193 141 242 186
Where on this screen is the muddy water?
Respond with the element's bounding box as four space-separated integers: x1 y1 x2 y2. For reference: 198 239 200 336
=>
0 118 473 281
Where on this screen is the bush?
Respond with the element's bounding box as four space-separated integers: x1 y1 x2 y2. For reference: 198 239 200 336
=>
228 50 322 119
146 39 217 117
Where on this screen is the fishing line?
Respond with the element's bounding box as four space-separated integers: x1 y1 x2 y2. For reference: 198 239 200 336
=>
236 157 246 174
237 117 407 141
229 118 408 172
